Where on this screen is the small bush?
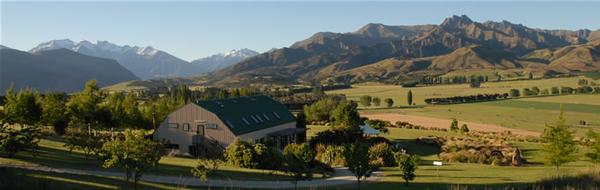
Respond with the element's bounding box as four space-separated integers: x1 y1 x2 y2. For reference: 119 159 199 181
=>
369 142 396 167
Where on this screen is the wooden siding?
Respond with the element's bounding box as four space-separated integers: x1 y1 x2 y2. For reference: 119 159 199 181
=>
153 103 236 155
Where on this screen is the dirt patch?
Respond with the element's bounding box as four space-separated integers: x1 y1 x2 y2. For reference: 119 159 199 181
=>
362 113 540 137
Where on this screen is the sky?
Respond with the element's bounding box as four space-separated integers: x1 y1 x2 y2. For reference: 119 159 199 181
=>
2 1 600 61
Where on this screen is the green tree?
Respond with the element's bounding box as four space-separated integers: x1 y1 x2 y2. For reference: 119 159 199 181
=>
460 124 470 133
102 129 162 190
450 119 459 132
509 89 520 97
283 143 315 190
3 88 42 127
107 93 144 129
395 153 418 186
407 90 413 106
359 95 372 107
372 97 381 107
541 106 578 170
585 130 600 164
66 80 105 129
330 101 361 130
191 159 219 182
41 92 69 135
344 142 374 189
0 125 42 158
531 87 541 95
384 98 394 108
551 87 560 95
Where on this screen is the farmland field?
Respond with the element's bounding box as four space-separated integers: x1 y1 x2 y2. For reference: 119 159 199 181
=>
362 98 600 136
328 76 600 106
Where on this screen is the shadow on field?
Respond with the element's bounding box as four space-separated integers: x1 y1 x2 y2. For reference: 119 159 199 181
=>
390 139 441 158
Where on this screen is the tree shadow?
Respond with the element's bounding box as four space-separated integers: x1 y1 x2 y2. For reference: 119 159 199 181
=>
389 139 441 158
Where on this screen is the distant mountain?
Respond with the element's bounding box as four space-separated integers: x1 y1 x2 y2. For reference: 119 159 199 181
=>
1 48 139 93
30 39 201 79
190 48 259 73
206 15 598 86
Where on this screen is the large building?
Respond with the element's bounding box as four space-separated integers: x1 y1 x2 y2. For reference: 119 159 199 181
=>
153 95 304 156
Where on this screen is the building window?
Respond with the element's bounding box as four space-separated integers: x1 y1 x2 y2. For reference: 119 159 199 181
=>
196 125 204 135
273 111 281 119
183 123 190 131
206 124 218 129
168 123 179 128
255 114 264 122
263 113 270 121
226 120 235 128
242 117 250 125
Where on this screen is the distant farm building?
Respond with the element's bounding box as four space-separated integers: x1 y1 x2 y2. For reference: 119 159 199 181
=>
153 96 304 156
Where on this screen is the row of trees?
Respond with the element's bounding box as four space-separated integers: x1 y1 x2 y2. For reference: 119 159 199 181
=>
510 85 600 97
358 90 413 108
418 75 492 85
424 93 509 105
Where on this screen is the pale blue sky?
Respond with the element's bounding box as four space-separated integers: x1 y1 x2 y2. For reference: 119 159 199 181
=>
2 1 599 61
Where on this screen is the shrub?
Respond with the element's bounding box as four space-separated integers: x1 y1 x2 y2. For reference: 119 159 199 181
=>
359 95 372 107
309 128 362 148
369 142 396 167
224 139 257 168
365 119 391 133
509 89 520 97
315 144 346 166
384 98 394 108
460 124 470 133
254 143 283 170
372 97 381 107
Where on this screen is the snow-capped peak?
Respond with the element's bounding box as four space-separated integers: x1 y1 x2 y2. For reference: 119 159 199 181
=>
222 48 259 58
29 39 162 57
135 46 159 56
29 39 76 53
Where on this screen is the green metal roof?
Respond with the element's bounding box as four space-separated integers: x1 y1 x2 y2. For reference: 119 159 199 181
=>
195 95 296 136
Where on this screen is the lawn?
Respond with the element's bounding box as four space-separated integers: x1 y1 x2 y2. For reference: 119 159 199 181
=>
2 167 197 190
0 137 294 181
328 76 600 107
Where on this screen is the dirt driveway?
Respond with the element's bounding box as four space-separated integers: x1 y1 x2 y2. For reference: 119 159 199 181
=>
362 113 540 137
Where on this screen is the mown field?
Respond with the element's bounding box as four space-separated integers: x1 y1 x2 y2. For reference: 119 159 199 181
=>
362 97 600 136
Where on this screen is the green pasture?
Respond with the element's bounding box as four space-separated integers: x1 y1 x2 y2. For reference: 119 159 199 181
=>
364 97 600 136
328 76 599 106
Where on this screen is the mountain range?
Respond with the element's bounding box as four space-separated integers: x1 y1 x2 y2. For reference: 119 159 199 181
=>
1 47 139 93
205 15 600 85
29 40 258 79
191 48 259 73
